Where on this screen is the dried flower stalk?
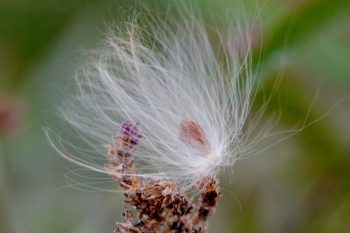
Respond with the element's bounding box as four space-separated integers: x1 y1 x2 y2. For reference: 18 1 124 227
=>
106 121 221 233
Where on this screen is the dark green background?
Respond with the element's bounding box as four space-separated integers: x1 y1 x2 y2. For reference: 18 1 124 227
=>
0 0 349 232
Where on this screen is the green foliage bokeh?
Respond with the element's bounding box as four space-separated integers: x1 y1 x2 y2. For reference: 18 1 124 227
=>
0 0 349 232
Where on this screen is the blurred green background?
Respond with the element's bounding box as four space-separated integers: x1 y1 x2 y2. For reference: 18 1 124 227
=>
0 0 349 232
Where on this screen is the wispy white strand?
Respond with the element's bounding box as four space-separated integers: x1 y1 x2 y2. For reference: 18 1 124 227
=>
47 3 265 191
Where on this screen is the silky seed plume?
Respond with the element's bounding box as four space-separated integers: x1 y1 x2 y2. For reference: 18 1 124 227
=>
48 2 260 195
46 2 265 232
47 4 255 191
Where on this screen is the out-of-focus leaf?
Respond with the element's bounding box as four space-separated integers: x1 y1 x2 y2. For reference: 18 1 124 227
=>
253 0 350 67
0 0 97 90
291 17 350 85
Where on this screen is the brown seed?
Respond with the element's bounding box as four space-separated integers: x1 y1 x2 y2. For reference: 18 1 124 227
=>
179 120 210 155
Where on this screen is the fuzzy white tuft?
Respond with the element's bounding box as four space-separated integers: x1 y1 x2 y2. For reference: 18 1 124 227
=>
49 4 260 191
